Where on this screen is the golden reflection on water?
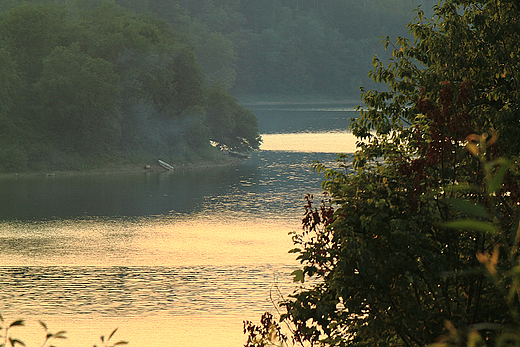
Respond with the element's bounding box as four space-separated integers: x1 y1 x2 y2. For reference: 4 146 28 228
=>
0 130 355 347
0 214 298 347
0 213 296 267
260 131 359 153
8 315 252 347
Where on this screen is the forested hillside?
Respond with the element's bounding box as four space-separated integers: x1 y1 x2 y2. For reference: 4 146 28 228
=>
0 1 261 172
115 0 438 98
0 0 439 171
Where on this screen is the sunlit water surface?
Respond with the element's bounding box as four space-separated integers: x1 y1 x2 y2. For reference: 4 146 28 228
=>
0 103 358 347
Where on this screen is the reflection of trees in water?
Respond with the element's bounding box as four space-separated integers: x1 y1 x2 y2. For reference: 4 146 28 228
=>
0 236 69 258
0 150 335 219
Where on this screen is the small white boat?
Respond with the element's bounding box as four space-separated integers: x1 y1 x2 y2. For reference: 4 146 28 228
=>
158 159 175 170
226 151 250 159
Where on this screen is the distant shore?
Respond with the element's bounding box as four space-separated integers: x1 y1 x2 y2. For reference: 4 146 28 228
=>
235 95 361 106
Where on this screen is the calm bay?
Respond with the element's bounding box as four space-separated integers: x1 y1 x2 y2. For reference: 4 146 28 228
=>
0 102 358 347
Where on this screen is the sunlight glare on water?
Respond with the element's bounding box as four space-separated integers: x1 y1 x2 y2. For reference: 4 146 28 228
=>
260 131 359 153
5 315 256 347
0 213 296 267
0 214 299 347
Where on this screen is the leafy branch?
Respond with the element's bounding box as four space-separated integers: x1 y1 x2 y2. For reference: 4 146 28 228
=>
94 328 128 347
435 134 520 346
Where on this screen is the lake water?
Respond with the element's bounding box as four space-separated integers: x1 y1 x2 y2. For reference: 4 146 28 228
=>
0 102 359 347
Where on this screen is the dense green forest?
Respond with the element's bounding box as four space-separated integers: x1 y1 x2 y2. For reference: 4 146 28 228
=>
2 0 439 99
0 0 261 172
0 0 438 172
115 0 439 98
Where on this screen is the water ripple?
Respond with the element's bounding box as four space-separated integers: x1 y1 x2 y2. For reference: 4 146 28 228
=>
0 265 297 317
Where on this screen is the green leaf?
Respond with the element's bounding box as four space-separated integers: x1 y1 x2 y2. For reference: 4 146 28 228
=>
445 198 489 219
488 158 511 194
440 182 476 194
38 321 48 331
8 338 25 347
442 220 496 233
53 331 67 339
8 320 24 328
109 329 118 340
291 269 305 283
496 331 520 347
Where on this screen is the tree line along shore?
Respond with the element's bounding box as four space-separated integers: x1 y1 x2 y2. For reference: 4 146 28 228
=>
0 0 261 173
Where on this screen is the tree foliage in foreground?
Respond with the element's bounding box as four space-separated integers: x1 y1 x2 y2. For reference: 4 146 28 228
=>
0 1 260 172
261 1 520 346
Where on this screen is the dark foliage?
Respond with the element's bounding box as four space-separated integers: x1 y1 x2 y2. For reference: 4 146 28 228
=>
247 0 520 346
0 1 261 172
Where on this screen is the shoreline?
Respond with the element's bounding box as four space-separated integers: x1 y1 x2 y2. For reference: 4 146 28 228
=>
233 93 361 106
0 156 245 179
237 98 360 107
